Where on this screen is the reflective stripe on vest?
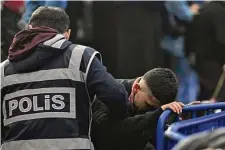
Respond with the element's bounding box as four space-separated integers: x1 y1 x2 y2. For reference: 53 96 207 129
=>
3 87 76 126
1 59 9 88
1 44 89 126
1 138 91 150
2 43 87 88
83 51 101 82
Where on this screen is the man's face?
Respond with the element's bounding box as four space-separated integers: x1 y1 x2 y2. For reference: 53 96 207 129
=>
131 78 160 111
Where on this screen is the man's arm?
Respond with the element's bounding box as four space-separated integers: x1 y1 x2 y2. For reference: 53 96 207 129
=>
92 101 184 149
116 79 136 94
87 56 128 118
92 100 163 150
117 108 163 134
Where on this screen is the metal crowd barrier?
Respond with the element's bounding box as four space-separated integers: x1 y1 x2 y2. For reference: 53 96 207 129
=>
156 102 225 150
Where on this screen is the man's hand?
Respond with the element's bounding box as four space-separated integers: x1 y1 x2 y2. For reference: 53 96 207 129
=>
161 102 185 114
187 101 201 106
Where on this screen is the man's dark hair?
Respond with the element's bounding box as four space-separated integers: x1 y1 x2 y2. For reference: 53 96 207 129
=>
143 68 178 105
29 6 70 33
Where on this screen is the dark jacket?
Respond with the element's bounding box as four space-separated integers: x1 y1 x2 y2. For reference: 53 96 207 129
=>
92 79 163 150
92 2 164 78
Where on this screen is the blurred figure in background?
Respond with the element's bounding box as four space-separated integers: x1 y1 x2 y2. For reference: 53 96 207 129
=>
1 0 67 62
115 2 165 79
1 0 24 62
17 0 67 30
185 1 225 102
92 1 118 76
65 1 83 44
66 1 93 46
161 1 202 104
92 2 165 78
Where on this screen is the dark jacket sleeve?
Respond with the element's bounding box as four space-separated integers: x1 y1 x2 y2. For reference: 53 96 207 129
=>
118 108 163 134
116 79 136 94
92 100 163 150
92 100 163 134
87 56 129 118
116 108 163 150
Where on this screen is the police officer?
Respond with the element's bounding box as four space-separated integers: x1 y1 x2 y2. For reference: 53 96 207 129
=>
1 6 128 150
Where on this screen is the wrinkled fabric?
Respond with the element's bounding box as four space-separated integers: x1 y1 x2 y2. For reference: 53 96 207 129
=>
8 26 58 61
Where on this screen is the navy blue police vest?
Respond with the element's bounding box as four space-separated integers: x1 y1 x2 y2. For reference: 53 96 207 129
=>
1 34 101 150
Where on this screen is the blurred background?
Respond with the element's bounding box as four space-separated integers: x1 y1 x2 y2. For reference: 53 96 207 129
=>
1 0 225 104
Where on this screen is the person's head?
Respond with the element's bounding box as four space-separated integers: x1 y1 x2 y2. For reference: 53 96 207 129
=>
130 68 178 110
28 6 71 39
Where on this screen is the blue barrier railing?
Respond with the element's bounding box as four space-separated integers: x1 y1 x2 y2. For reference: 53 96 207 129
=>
156 102 225 150
165 111 225 149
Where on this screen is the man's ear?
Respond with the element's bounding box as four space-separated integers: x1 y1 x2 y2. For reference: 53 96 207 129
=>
64 29 71 40
132 83 140 94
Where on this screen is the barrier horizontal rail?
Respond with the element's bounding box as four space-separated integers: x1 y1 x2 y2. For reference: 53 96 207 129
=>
156 102 225 150
165 111 225 139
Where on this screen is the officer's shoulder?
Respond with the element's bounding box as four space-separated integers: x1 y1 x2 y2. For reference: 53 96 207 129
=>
69 44 100 60
70 44 97 53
